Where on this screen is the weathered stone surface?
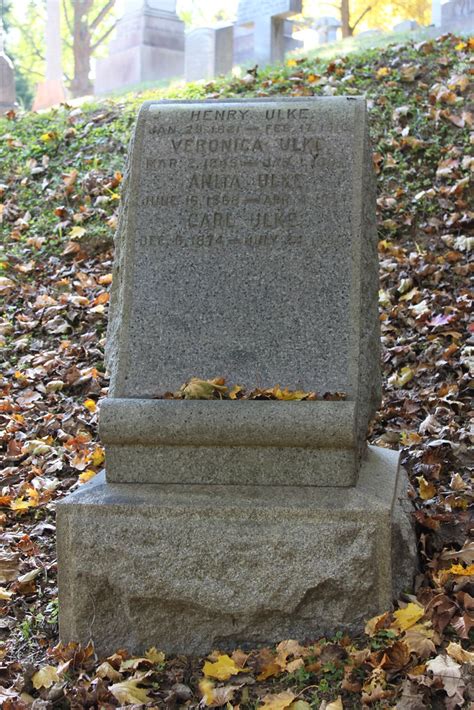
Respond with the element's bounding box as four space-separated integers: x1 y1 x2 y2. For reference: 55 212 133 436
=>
235 0 302 65
441 0 474 31
185 25 234 82
0 21 16 113
101 399 359 485
106 98 381 470
0 53 15 112
57 446 417 656
95 1 185 94
103 98 380 485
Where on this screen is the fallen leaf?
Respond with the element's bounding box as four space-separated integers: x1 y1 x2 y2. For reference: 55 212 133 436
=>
109 678 152 704
203 653 246 680
392 603 425 631
32 665 60 689
446 641 474 664
199 679 238 707
260 690 296 710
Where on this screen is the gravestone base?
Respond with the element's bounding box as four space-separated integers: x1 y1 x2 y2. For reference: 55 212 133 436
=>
57 446 417 656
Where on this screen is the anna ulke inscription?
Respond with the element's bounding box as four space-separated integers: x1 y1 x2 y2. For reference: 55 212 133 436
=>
138 103 329 251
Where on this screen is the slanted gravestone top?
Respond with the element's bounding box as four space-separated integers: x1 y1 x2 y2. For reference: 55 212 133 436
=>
237 0 302 23
235 0 302 65
125 0 177 13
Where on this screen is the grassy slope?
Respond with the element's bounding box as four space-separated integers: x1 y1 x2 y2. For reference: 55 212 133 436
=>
0 33 472 709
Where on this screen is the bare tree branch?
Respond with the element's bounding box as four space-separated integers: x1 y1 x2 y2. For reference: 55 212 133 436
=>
90 0 115 31
351 4 372 31
62 0 73 34
91 19 117 51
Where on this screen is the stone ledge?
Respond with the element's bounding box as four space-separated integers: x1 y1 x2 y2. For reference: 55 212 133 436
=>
57 445 417 656
100 399 360 486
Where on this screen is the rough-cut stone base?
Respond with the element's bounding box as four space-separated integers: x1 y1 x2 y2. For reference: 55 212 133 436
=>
57 445 417 656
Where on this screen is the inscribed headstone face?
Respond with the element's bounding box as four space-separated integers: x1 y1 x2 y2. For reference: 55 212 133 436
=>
108 98 379 405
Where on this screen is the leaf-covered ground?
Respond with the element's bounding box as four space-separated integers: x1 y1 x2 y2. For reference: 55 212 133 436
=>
1 33 473 709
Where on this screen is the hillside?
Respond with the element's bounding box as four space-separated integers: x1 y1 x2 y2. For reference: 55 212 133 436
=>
1 33 473 709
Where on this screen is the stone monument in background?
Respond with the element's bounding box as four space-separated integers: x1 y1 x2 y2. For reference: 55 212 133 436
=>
57 96 417 655
441 0 474 31
185 24 234 82
33 0 66 111
95 0 184 94
0 20 16 113
234 0 303 66
314 16 341 44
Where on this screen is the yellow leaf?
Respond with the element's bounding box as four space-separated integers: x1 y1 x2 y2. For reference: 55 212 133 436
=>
0 587 14 600
181 377 227 400
389 366 415 388
260 690 296 710
109 679 151 704
391 603 425 631
446 641 474 664
91 446 105 467
32 665 60 689
146 646 165 664
417 476 436 500
455 41 466 50
289 702 312 710
203 654 245 680
79 469 96 483
83 398 97 413
376 67 390 79
69 226 86 239
273 387 309 401
199 679 237 707
287 59 297 67
448 563 474 576
10 497 33 512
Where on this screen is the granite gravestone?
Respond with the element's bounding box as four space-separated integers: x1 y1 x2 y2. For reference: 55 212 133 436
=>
314 16 341 44
441 0 474 31
0 21 16 114
57 97 417 656
185 25 234 82
95 0 184 94
33 0 66 111
235 0 302 66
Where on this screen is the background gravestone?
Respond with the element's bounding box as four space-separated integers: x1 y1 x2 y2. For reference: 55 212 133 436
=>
57 97 417 656
235 0 303 66
95 0 184 94
33 0 66 111
0 21 16 114
441 0 474 31
185 24 233 82
314 16 341 44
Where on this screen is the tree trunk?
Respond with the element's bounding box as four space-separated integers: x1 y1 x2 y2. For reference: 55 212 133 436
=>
340 0 353 37
70 0 93 97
